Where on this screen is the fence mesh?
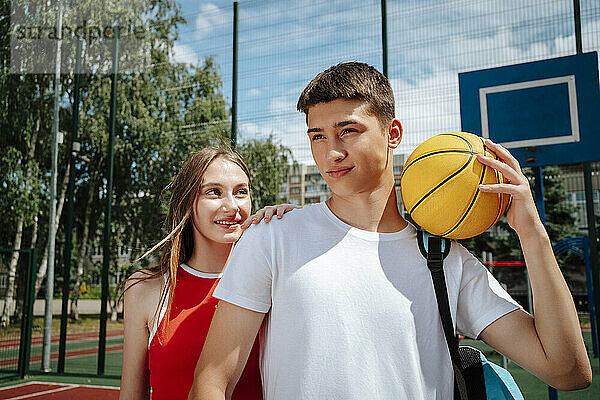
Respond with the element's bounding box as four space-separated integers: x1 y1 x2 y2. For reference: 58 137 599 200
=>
2 0 600 391
175 0 600 161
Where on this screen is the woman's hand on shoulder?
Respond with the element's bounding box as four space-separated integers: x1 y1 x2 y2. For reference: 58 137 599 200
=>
241 203 301 229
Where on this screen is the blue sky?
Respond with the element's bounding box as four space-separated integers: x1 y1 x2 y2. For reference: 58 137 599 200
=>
172 0 600 164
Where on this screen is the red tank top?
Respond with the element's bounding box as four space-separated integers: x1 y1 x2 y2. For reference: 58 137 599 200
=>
148 264 262 400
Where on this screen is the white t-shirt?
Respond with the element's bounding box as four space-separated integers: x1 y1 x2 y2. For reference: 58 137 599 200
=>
214 202 520 399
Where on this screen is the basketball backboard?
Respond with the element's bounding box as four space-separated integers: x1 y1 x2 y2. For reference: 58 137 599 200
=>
459 52 600 167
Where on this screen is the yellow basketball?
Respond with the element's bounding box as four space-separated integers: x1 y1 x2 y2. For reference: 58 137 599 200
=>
400 132 510 239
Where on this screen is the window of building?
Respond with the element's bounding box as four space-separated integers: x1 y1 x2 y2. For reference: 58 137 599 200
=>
306 173 322 183
568 190 600 228
118 246 130 257
93 246 102 256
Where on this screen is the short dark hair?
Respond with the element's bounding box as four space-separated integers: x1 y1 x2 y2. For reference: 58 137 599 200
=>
296 62 395 128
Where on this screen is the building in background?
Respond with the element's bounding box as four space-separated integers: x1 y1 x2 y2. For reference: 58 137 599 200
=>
559 164 600 231
281 154 406 206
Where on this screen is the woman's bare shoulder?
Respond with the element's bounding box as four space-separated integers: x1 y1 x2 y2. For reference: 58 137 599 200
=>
124 269 164 301
123 269 165 330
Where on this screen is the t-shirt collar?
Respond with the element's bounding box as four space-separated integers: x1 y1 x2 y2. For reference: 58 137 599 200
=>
317 201 414 241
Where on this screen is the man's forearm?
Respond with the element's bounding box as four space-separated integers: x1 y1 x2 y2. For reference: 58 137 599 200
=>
519 223 589 378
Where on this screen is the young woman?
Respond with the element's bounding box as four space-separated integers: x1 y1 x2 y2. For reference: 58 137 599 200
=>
119 147 296 400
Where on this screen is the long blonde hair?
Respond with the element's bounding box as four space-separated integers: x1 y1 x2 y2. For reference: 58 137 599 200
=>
122 146 251 331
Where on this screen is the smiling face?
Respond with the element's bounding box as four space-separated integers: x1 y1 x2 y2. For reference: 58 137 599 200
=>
191 157 251 245
307 98 402 197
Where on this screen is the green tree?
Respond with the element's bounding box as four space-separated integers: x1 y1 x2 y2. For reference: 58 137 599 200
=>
65 19 231 316
543 166 580 241
1 0 57 324
460 166 579 297
0 0 226 320
238 137 294 211
2 0 295 322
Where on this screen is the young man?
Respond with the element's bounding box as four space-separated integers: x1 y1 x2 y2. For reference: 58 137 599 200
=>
189 63 591 399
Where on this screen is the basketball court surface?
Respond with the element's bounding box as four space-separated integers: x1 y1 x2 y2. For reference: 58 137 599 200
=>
0 381 119 399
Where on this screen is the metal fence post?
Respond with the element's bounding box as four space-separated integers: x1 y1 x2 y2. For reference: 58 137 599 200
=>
98 26 119 376
58 38 83 374
17 249 37 378
381 0 388 78
17 250 30 378
231 1 238 149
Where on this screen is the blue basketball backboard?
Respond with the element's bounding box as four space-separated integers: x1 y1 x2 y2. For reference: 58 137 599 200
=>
459 52 600 167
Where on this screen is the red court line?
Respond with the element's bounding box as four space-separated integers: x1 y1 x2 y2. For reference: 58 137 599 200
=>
0 330 123 349
0 344 123 369
25 386 119 399
0 382 119 400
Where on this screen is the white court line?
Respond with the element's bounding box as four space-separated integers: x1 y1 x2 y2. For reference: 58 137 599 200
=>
3 385 76 400
0 381 38 391
0 380 120 397
27 381 120 390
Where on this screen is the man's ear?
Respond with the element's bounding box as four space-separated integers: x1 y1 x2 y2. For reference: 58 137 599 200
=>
388 119 402 149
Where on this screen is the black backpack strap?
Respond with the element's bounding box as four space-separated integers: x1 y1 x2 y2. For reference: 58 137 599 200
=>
418 233 458 360
417 230 469 400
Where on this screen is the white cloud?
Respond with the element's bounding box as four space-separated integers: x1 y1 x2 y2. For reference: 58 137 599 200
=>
171 43 196 64
391 71 461 156
195 3 232 40
269 96 296 114
247 88 260 97
238 122 260 138
239 115 313 165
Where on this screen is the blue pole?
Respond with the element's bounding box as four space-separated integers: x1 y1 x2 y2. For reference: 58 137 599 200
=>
534 167 546 224
534 168 558 400
583 236 599 358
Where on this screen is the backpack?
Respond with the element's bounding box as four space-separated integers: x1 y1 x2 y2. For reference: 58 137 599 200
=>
416 228 524 400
